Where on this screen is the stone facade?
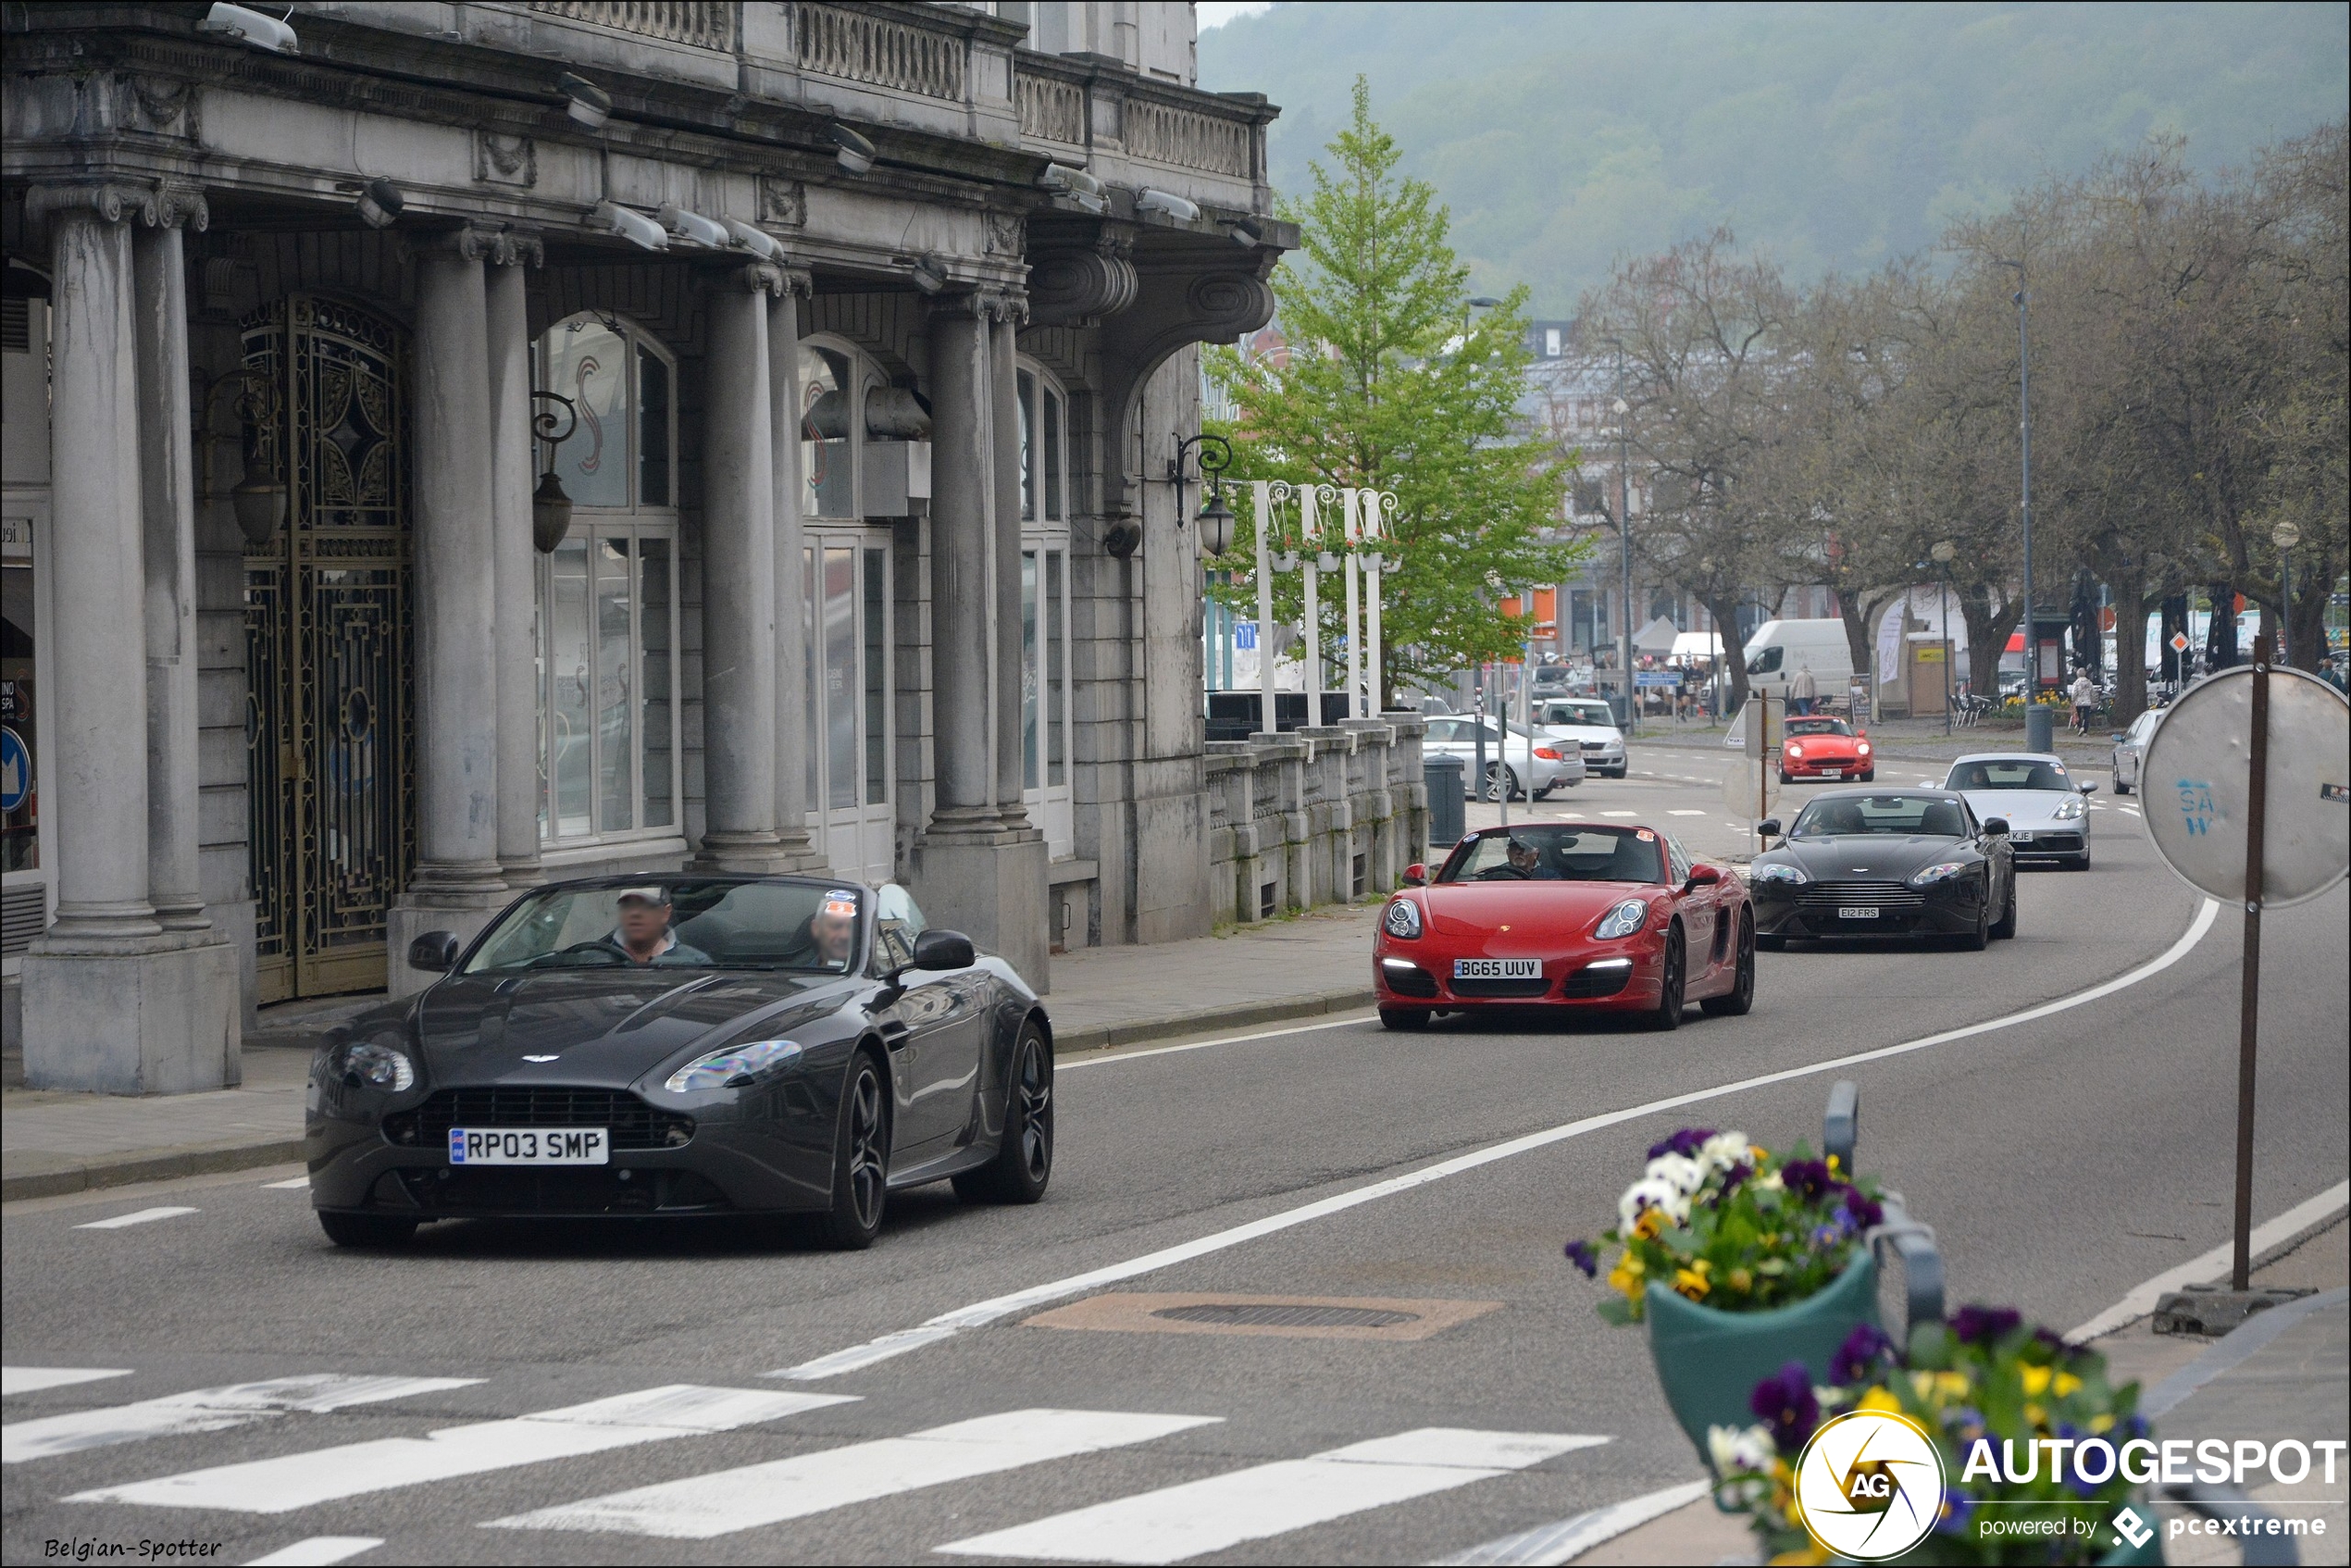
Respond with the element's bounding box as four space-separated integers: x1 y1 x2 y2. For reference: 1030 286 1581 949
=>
0 2 1291 1090
1205 714 1429 927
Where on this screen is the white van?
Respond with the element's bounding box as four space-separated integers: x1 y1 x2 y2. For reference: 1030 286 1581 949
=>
1741 619 1855 700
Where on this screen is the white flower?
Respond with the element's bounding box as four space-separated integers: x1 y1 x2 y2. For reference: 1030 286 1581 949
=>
1618 1176 1688 1228
1753 1169 1785 1193
1708 1423 1777 1475
1646 1153 1708 1195
1699 1132 1753 1172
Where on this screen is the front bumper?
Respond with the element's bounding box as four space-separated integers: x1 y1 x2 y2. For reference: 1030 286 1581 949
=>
1749 877 1987 939
1374 948 1661 1010
1780 753 1871 778
2004 828 2087 859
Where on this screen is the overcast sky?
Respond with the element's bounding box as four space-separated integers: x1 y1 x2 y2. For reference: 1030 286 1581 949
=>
1197 2 1273 30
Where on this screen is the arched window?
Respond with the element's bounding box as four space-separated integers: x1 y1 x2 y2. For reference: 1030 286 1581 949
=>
534 313 680 848
1015 359 1073 855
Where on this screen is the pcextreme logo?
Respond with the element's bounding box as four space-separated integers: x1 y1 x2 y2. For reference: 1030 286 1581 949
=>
1794 1408 1948 1562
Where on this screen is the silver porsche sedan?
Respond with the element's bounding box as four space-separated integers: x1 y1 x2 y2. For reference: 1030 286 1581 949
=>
1942 753 2098 870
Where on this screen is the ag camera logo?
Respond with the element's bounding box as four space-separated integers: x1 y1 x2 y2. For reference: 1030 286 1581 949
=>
1795 1409 1947 1562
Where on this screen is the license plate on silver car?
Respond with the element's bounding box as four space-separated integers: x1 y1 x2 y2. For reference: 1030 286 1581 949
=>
1835 906 1881 920
448 1127 609 1165
1454 958 1541 979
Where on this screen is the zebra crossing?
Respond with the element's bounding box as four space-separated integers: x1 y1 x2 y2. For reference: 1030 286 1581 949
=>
6 1363 1612 1562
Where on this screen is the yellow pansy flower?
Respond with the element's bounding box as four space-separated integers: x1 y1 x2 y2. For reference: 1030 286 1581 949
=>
1858 1387 1902 1415
2020 1364 2053 1397
1674 1265 1711 1300
1608 1256 1646 1300
2054 1371 2083 1398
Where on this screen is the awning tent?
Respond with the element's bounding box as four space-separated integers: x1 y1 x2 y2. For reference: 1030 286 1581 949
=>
1632 616 1681 653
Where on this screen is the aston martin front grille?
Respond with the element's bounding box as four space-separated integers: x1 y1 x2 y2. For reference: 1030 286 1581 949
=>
384 1087 694 1151
1797 881 1926 909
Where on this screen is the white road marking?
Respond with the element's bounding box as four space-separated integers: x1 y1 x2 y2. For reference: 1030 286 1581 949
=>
772 897 2222 1381
2064 1180 2351 1344
1598 810 1638 818
1059 1014 1373 1075
2 1368 131 1399
1436 1477 1712 1566
6 1375 479 1464
937 1428 1607 1564
73 1207 199 1230
488 1408 1220 1539
244 1539 383 1567
68 1386 853 1513
262 1176 311 1189
1666 809 1706 816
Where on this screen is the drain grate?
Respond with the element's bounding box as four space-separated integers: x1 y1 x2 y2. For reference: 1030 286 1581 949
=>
1151 1303 1421 1330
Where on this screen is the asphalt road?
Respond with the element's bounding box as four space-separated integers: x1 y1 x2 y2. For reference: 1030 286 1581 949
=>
6 757 2345 1567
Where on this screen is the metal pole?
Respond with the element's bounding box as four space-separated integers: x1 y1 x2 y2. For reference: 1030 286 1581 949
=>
1343 489 1364 719
2279 548 2291 667
1474 664 1488 814
1252 479 1278 738
2017 282 2035 695
1942 569 1953 735
2233 632 2271 1290
1496 658 1510 829
1616 350 1636 739
1302 487 1324 715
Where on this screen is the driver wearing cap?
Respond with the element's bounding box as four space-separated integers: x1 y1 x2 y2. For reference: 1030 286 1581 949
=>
601 887 713 966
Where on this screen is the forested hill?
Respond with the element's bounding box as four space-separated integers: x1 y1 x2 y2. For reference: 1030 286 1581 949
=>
1197 2 2348 312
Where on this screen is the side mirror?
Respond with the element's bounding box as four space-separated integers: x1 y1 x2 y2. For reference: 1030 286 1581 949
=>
1402 863 1427 887
1983 816 2010 836
1757 818 1782 840
911 927 976 972
2110 731 2126 742
2079 780 2098 795
1684 865 1723 890
406 931 462 973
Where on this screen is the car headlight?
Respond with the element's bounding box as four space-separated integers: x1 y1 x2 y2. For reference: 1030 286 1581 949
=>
1785 743 1804 758
1595 899 1649 940
1382 898 1423 940
2053 797 2085 819
336 1039 415 1091
1751 863 1810 885
1909 862 1971 886
1857 741 1872 755
665 1039 803 1093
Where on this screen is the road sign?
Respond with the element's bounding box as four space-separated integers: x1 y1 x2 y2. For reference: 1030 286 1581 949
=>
2170 631 2192 653
2142 664 2349 908
1723 756 1781 821
1635 670 1680 689
0 727 27 814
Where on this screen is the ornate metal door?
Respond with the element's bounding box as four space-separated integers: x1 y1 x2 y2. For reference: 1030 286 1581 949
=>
243 296 414 1002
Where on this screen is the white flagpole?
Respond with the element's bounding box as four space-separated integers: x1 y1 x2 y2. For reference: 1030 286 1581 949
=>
1252 479 1278 737
1301 486 1324 717
1365 491 1389 716
1342 488 1364 718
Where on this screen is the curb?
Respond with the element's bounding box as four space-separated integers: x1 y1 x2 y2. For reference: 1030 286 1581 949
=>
4 989 1382 1204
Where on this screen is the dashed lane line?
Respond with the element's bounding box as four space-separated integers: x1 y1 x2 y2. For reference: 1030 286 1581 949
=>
6 1375 480 1464
72 1207 199 1231
2 1368 131 1399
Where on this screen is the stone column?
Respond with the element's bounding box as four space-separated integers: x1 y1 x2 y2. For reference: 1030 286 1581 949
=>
132 193 209 930
21 183 238 1092
926 293 996 831
767 268 821 866
696 264 786 870
989 292 1032 828
484 239 543 889
390 228 506 993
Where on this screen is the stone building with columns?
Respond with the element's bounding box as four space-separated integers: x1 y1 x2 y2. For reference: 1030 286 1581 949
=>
1 0 1292 1091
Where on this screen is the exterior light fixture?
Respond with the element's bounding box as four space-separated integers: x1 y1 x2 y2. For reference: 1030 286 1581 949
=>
1101 517 1143 559
829 122 877 176
1228 221 1263 248
907 255 948 294
1039 163 1107 215
354 178 404 230
591 201 668 251
1136 188 1200 222
198 2 298 54
530 391 580 553
1467 295 1501 309
231 476 289 544
1197 484 1236 557
558 72 612 129
723 218 784 261
657 203 728 248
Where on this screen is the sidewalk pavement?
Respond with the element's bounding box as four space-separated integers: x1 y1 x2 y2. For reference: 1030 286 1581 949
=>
0 904 1380 1202
1568 1213 2351 1565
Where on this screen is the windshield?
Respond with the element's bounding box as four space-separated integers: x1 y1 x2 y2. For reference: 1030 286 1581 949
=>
1437 825 1664 884
462 881 863 974
1790 795 1969 839
1540 701 1616 728
1785 716 1853 738
1947 759 2069 791
1746 645 1784 675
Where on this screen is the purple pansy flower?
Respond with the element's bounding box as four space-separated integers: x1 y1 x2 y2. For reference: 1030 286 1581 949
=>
1951 1304 2023 1346
1647 1127 1716 1160
1779 1159 1835 1201
1841 1187 1885 1229
1934 1487 1975 1537
1750 1360 1821 1454
1831 1322 1896 1386
1563 1238 1599 1278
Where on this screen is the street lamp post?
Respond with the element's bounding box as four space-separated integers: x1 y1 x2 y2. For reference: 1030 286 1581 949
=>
1932 541 1958 735
2273 520 2301 666
1612 351 1636 739
1998 259 2047 751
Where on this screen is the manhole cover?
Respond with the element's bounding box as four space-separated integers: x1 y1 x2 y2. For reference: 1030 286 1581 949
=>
1151 1303 1421 1329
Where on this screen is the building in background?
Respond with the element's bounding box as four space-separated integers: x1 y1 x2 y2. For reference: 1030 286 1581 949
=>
1 0 1289 1089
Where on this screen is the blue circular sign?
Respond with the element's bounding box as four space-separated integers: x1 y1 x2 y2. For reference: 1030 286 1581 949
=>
0 727 28 814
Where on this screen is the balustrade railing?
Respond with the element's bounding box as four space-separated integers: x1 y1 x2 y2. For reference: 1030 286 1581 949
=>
1017 72 1087 144
1125 97 1254 179
529 1 736 51
797 3 965 101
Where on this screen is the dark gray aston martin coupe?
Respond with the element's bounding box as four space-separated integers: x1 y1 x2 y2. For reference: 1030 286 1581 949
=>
305 876 1051 1251
1747 789 2018 951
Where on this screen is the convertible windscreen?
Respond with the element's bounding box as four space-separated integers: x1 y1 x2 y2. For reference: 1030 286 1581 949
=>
463 881 862 974
1439 826 1664 884
1785 716 1854 738
1948 759 2068 790
1791 796 1967 838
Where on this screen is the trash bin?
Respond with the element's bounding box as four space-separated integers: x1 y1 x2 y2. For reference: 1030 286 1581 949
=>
2024 703 2054 754
1424 754 1465 849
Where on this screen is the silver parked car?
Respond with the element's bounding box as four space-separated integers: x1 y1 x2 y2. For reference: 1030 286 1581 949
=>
1943 753 2097 870
1421 715 1584 801
2110 708 2159 795
1533 696 1628 778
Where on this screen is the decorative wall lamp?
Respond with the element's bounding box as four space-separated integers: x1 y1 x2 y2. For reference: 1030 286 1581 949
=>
1171 431 1234 554
195 367 287 546
530 390 579 553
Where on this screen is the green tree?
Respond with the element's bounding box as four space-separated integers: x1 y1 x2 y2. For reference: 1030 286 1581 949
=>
1206 78 1583 703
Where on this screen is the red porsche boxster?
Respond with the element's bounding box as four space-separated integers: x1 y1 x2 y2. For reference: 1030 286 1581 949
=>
1779 715 1875 782
1373 822 1754 1031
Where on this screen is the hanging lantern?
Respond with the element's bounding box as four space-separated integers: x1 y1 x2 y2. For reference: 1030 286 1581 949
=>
231 478 288 545
1196 482 1235 558
533 469 575 553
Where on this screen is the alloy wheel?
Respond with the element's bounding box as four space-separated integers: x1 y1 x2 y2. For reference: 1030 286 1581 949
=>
1015 1039 1053 1182
847 1065 886 1229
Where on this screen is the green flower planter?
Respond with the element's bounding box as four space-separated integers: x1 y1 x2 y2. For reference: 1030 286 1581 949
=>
1645 1247 1879 1460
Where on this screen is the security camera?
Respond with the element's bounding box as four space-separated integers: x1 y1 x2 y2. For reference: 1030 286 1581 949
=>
829 123 877 177
723 218 784 262
354 178 404 230
1136 188 1201 223
558 72 612 130
591 202 668 252
198 3 298 54
657 204 728 249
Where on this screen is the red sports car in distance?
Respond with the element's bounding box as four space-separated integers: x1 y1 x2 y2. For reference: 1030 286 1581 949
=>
1779 715 1874 783
1374 823 1754 1032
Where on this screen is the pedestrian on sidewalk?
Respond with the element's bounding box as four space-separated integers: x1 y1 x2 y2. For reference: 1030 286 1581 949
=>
1789 661 1817 716
2070 667 2097 735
